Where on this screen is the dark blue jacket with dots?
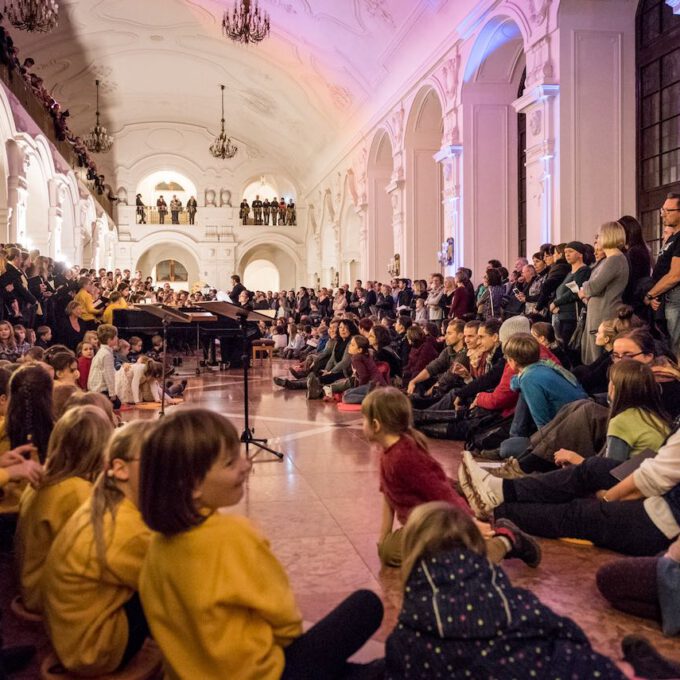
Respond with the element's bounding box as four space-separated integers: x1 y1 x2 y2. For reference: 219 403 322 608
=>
385 547 624 679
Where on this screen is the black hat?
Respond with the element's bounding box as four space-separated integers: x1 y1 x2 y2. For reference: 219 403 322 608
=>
565 241 587 256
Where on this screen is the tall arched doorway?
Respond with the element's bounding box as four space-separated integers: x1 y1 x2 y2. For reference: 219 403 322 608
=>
637 0 680 255
243 259 280 292
239 244 297 290
404 88 444 278
367 130 394 279
136 242 200 288
462 17 525 276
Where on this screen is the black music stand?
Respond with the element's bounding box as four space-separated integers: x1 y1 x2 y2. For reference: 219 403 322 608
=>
199 301 284 462
134 304 191 417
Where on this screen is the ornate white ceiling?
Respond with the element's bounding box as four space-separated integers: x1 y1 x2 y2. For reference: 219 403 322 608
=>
10 0 451 186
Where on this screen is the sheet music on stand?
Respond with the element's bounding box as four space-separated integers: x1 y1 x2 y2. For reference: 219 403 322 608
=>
133 304 191 416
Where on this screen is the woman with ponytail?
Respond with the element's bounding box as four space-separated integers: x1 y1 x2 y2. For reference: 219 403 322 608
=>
42 421 154 676
361 387 541 570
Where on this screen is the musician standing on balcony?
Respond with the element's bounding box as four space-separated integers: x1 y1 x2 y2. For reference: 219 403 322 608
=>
252 195 263 225
278 198 286 225
286 198 296 226
135 193 146 224
187 196 198 225
157 195 168 224
263 198 271 226
240 199 250 225
170 195 182 224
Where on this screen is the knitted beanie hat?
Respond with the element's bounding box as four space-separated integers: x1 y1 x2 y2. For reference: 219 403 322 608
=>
499 315 531 346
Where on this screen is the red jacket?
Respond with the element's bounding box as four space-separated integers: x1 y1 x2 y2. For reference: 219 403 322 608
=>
450 286 471 319
380 435 471 525
351 353 387 387
476 345 560 417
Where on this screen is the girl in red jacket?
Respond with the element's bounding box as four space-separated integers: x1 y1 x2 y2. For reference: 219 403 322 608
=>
362 387 541 569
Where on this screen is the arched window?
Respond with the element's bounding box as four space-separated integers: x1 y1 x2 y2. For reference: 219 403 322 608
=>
637 0 680 255
156 259 188 282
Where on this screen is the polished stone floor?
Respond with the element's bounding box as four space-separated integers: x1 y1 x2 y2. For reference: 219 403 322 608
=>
176 359 679 669
2 358 679 677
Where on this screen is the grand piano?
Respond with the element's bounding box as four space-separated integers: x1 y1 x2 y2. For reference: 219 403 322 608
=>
112 305 260 368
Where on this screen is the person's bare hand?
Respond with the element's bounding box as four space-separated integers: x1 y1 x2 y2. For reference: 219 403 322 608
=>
651 298 662 311
7 459 43 486
474 520 494 539
554 449 584 467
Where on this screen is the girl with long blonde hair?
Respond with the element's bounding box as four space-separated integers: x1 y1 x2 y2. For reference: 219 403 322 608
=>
41 421 155 676
15 406 113 614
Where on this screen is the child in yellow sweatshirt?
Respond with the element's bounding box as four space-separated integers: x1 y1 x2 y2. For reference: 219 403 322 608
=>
139 409 383 680
42 421 154 676
16 405 114 614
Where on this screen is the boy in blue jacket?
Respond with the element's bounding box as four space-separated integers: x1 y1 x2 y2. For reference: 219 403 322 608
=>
500 333 586 458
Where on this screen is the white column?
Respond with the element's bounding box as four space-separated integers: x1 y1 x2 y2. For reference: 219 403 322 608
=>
7 175 28 244
386 179 405 265
434 144 463 273
513 84 559 252
356 203 368 282
47 179 66 260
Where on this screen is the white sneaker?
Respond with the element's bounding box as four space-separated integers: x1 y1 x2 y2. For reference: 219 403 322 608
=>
323 385 333 399
458 450 501 520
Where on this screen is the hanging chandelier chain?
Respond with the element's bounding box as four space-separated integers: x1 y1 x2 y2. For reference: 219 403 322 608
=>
84 78 113 154
209 84 237 160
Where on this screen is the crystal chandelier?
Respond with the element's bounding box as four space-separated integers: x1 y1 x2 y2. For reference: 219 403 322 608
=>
209 84 238 160
3 0 58 33
222 0 270 45
84 79 113 154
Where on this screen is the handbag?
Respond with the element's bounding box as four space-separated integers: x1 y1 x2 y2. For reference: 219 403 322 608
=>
567 305 587 351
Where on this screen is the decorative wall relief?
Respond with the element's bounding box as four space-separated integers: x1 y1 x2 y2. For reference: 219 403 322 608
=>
205 189 216 207
220 189 232 207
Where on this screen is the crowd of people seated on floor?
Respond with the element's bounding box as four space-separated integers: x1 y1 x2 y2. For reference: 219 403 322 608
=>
2 198 680 678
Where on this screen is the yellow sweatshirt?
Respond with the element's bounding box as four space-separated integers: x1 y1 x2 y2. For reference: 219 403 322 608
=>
140 513 302 680
16 477 92 613
74 289 101 322
102 298 128 326
0 418 32 515
42 496 151 675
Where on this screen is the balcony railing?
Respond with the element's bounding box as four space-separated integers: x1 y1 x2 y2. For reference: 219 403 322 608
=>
0 61 115 220
136 207 193 225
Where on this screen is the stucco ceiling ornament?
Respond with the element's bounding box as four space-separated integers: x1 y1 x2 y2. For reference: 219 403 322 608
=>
529 110 542 136
441 47 461 109
528 0 550 26
363 0 395 28
390 103 405 147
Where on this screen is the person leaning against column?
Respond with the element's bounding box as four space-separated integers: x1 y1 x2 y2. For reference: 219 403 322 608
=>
645 192 680 354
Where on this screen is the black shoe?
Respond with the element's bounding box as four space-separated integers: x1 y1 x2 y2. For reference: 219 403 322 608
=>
289 367 306 379
494 518 542 568
273 377 288 388
1 644 36 674
306 373 323 400
622 635 680 679
419 422 453 439
413 409 455 426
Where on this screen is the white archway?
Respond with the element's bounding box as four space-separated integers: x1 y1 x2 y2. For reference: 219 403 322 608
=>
367 129 394 279
135 241 201 289
462 15 525 277
238 244 296 290
243 258 281 292
404 87 444 279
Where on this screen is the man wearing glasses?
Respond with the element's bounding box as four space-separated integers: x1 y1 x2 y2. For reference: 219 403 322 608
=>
645 193 680 350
